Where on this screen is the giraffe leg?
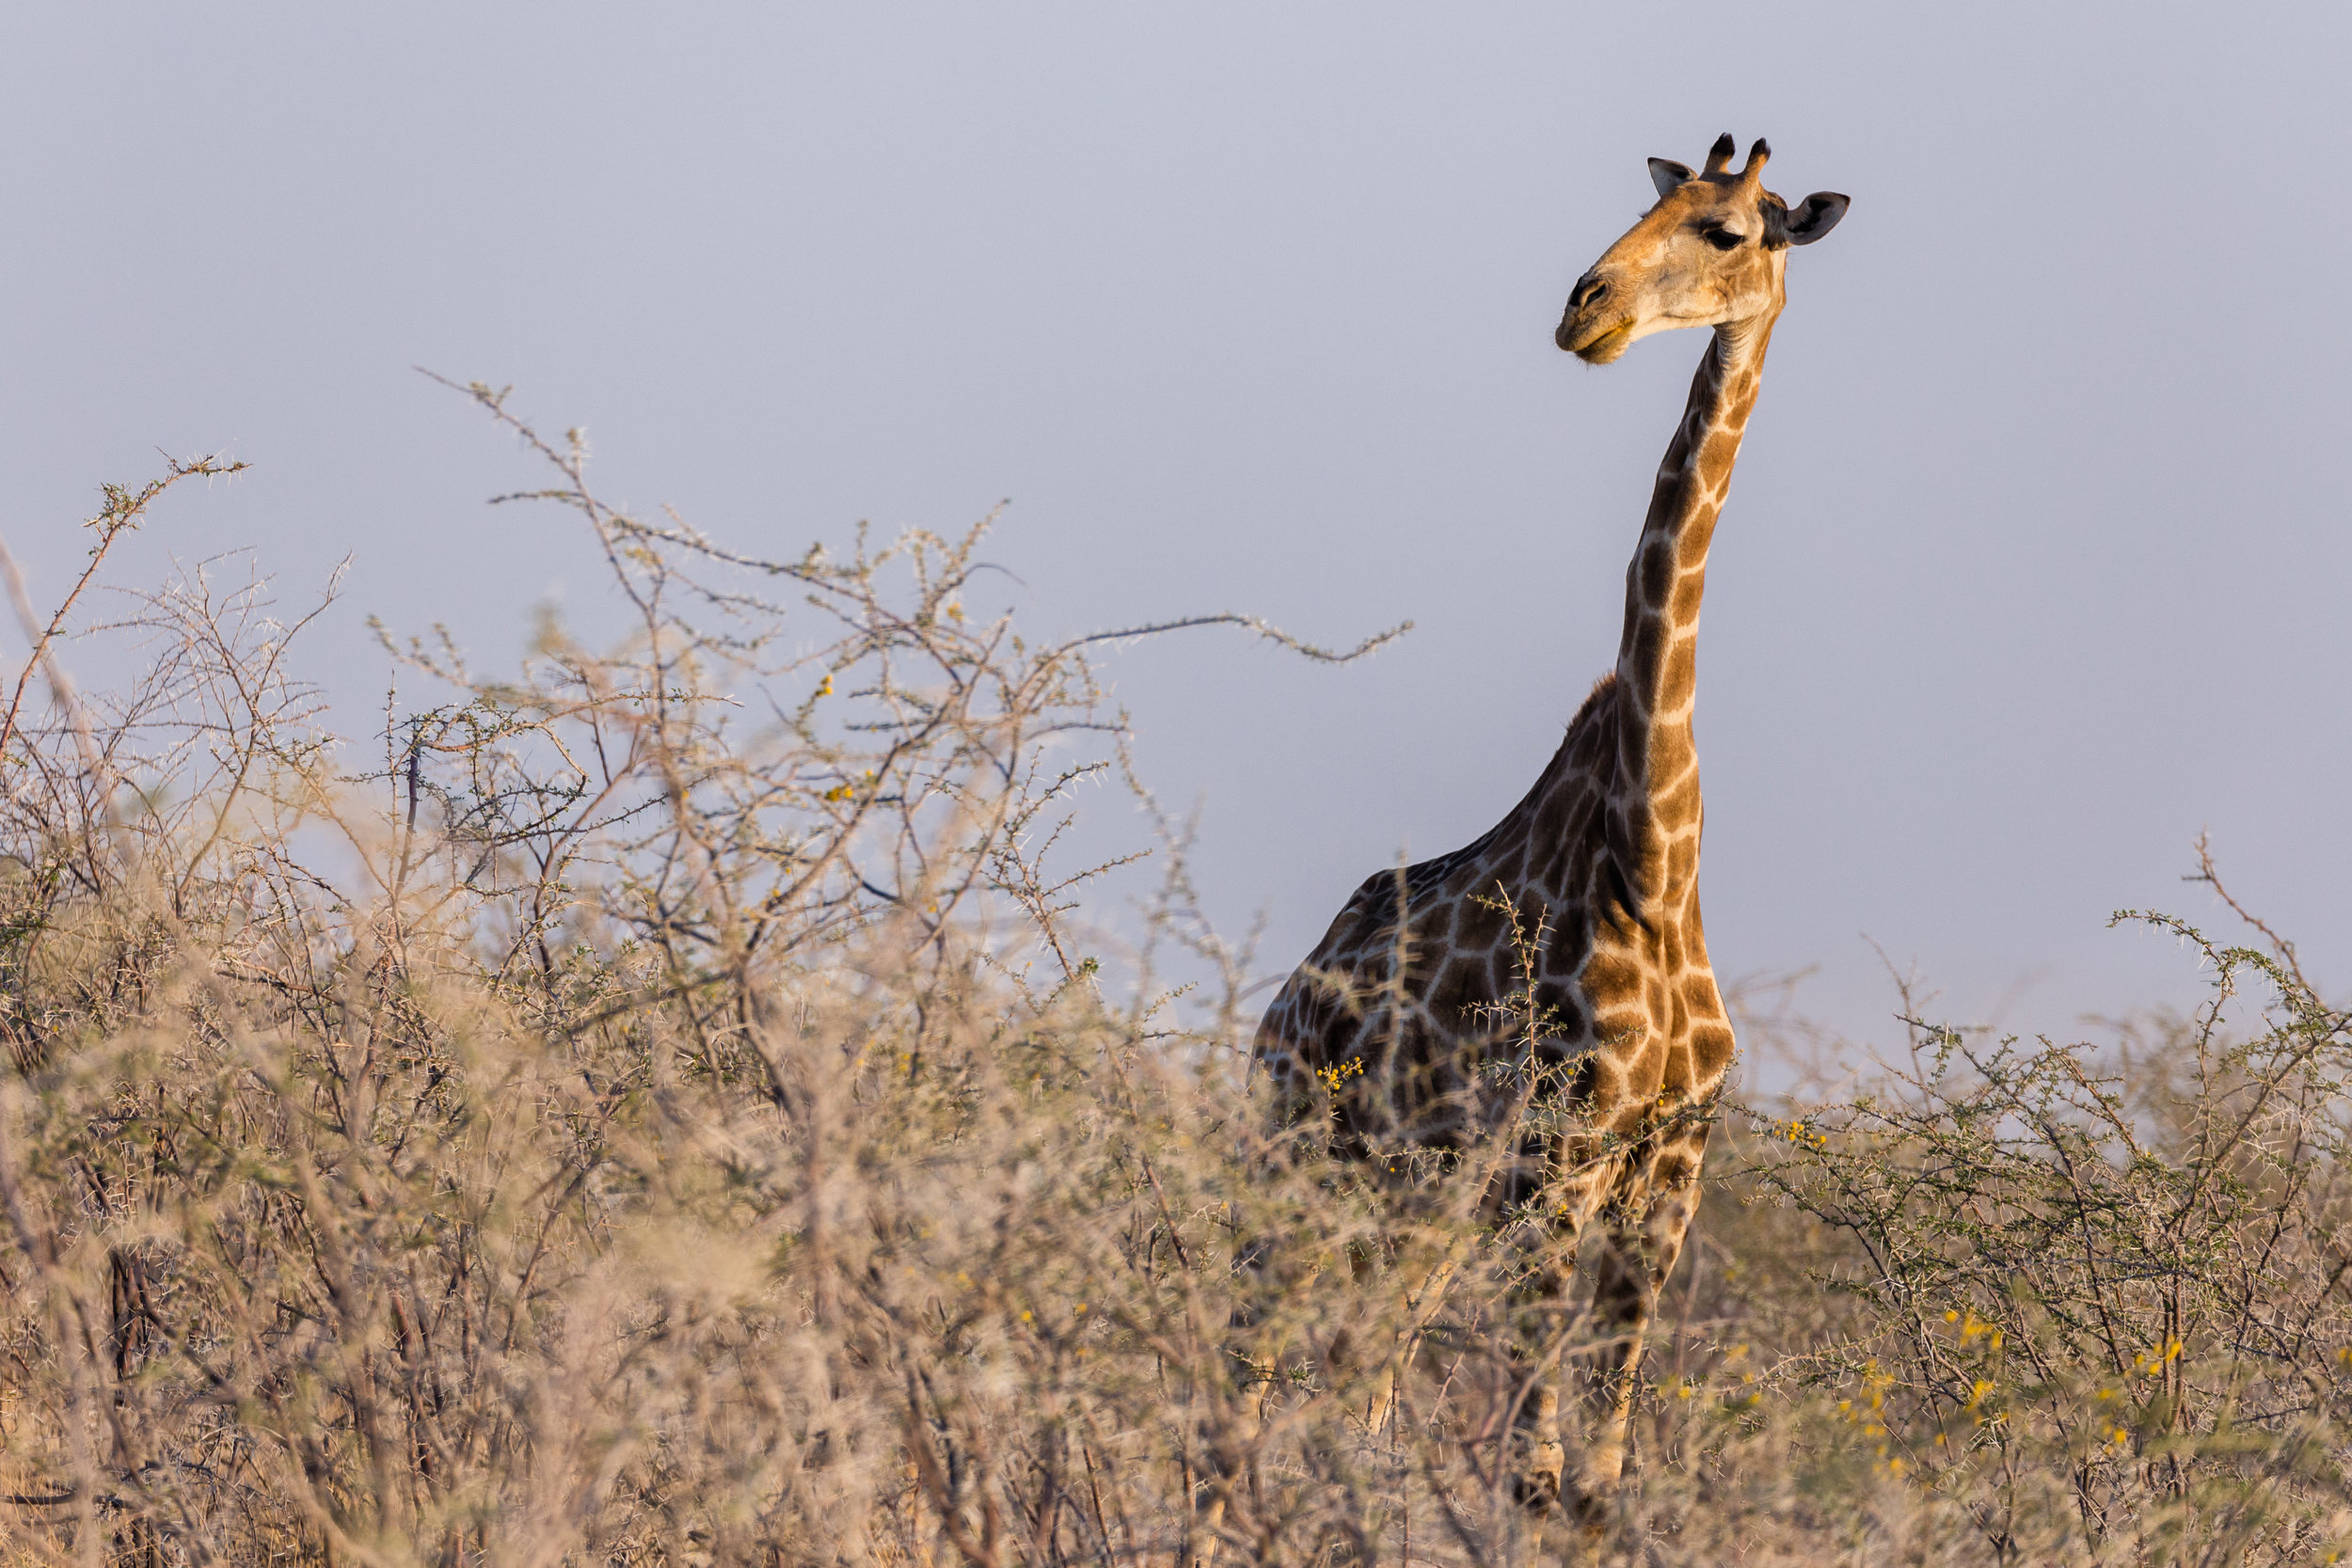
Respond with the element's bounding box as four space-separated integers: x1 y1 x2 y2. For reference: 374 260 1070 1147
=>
1504 1139 1617 1516
1362 1244 1462 1442
1565 1122 1710 1533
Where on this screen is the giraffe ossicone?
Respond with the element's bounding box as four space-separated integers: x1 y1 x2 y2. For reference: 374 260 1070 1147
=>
1253 133 1847 1535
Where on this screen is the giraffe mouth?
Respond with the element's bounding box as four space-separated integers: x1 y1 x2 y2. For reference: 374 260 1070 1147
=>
1565 320 1634 365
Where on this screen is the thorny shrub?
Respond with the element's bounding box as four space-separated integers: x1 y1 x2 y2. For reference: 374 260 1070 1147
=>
1732 884 2352 1565
0 388 2343 1566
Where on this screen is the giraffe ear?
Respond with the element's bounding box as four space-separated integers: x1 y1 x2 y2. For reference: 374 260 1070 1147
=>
1780 191 1850 245
1647 158 1695 198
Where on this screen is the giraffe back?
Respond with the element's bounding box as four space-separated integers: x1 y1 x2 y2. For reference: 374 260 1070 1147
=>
1253 673 1736 1196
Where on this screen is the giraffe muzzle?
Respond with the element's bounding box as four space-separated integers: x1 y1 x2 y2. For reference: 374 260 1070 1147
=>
1557 273 1630 360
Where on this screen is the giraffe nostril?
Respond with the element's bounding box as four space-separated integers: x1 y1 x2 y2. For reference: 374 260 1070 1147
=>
1568 273 1609 312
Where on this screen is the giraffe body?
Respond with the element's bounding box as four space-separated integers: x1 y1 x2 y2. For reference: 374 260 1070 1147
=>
1253 135 1847 1531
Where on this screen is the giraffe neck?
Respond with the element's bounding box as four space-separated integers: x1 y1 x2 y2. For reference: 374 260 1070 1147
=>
1607 307 1778 897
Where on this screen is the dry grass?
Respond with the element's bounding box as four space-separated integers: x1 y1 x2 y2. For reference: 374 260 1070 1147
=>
0 391 2345 1566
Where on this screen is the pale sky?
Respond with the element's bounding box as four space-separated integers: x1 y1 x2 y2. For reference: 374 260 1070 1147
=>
4 5 2346 1049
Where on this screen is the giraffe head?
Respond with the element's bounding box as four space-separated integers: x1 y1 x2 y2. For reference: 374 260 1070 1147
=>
1556 135 1848 365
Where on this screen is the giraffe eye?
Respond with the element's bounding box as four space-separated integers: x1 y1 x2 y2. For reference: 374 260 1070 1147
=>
1701 226 1743 251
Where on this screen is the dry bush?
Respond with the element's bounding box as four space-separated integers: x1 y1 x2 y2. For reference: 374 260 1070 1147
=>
1713 911 2352 1566
0 394 2344 1566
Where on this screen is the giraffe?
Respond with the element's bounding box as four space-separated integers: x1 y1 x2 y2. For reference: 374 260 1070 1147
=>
1254 135 1847 1530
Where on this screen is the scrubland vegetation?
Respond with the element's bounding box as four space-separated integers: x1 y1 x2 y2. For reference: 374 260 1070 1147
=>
0 391 2347 1565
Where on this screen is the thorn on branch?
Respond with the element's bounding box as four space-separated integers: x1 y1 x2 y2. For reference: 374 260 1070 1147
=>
2185 831 2311 997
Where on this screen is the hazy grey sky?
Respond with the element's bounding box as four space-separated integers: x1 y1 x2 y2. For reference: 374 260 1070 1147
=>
4 5 2346 1047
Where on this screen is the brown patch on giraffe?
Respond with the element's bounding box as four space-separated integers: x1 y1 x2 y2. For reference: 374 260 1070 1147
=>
1431 955 1485 1020
1545 914 1591 974
1581 944 1642 1000
1586 1050 1631 1108
1659 1039 1693 1096
1452 889 1506 954
1624 615 1665 693
1563 1053 1605 1108
1629 1040 1667 1099
1639 539 1674 607
1614 717 1649 786
1525 977 1585 1042
1697 431 1740 482
1649 723 1695 783
1642 974 1671 1031
1677 525 1715 570
1660 639 1698 710
1690 1022 1736 1081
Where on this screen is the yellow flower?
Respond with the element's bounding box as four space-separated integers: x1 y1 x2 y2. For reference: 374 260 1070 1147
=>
1316 1056 1366 1093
